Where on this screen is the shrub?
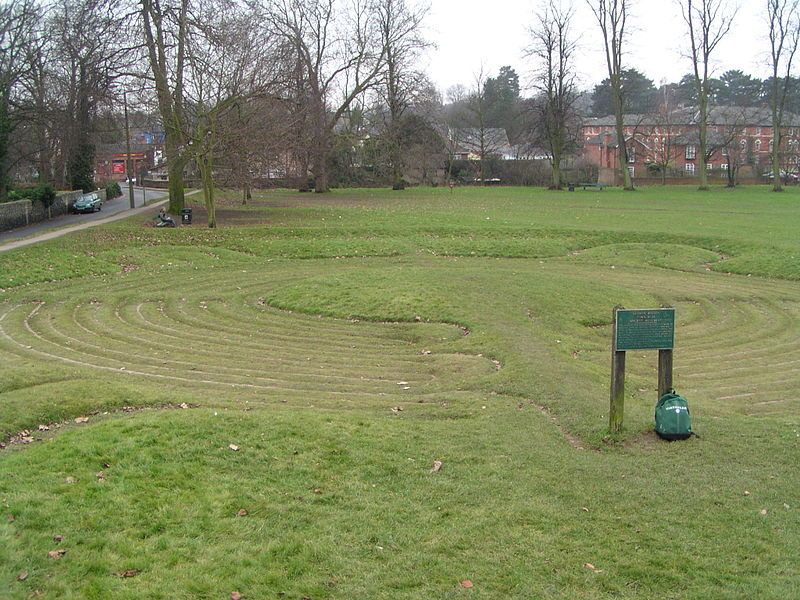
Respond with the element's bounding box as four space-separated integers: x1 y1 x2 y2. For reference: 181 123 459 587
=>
8 184 57 208
105 181 122 199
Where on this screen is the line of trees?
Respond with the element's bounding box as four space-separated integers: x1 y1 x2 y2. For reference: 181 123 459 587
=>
3 0 800 211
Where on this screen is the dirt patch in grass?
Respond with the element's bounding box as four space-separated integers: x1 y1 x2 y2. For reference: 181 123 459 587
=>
623 429 663 449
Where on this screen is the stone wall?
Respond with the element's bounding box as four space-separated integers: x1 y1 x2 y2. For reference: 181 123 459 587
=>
0 189 107 233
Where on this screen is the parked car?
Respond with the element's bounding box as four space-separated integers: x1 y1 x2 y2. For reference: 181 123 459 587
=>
72 193 103 213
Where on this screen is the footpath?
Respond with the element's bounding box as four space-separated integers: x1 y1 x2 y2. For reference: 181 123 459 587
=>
0 190 201 254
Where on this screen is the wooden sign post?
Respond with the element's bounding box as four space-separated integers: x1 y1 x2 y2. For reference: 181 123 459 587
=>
609 306 675 433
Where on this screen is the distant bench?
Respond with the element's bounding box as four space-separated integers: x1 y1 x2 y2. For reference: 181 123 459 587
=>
569 183 607 191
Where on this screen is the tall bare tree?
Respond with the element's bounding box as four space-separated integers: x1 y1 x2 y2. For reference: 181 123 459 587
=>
50 0 129 192
527 0 580 189
587 0 634 190
141 0 190 213
267 0 387 193
679 0 737 190
185 0 277 227
767 0 800 192
0 0 39 199
375 0 430 190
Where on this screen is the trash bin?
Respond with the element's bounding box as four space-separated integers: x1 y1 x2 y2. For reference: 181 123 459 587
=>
181 208 192 224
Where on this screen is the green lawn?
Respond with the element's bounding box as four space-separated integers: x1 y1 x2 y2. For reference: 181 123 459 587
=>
1 185 799 599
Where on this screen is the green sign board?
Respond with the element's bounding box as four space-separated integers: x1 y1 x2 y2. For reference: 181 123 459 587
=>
615 308 675 351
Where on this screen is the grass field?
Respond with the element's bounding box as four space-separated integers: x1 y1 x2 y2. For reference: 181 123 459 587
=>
1 185 798 599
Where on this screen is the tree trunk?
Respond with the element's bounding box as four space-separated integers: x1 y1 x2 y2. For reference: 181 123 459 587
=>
550 150 562 189
165 133 185 213
198 155 216 228
611 76 633 191
0 92 10 200
313 131 330 193
698 94 709 190
771 97 783 192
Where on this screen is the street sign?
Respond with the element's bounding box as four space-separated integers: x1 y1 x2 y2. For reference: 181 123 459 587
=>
614 308 675 351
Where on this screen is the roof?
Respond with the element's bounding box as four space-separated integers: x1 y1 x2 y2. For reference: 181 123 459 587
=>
585 106 800 128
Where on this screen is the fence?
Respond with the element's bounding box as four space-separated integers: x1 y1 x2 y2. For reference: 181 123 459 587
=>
0 189 107 233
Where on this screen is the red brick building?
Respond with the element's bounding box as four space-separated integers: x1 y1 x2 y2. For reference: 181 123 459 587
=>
581 107 800 183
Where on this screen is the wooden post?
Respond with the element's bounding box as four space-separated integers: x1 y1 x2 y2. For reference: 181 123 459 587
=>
658 349 673 399
609 306 626 433
124 90 135 210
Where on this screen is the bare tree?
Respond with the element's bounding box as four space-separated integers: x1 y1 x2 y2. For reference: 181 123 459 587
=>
267 0 387 193
0 0 40 199
461 68 510 184
141 0 191 213
49 0 131 192
767 0 800 191
527 0 580 189
375 0 430 190
586 0 634 190
642 87 684 184
679 0 737 190
185 0 277 227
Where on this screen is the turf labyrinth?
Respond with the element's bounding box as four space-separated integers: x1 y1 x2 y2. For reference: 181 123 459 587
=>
0 269 493 407
2 254 799 422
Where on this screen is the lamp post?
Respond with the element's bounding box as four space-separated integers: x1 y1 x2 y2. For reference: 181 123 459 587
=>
123 90 135 209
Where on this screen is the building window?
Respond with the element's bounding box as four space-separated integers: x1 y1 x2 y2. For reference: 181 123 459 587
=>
755 127 762 136
685 163 695 174
706 163 713 170
755 139 762 151
721 163 728 171
740 139 747 149
627 166 635 178
685 145 697 160
769 140 774 152
722 146 729 156
628 148 635 163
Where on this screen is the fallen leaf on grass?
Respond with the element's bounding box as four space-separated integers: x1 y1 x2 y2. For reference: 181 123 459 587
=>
460 580 474 589
7 514 14 523
229 444 240 452
96 471 106 481
53 535 64 543
390 406 403 414
179 403 189 409
231 593 243 600
64 477 76 484
114 569 140 578
760 509 768 515
581 507 589 512
313 488 322 494
236 509 248 517
74 417 89 424
17 571 28 581
38 425 50 431
48 549 66 559
584 563 602 573
744 490 751 496
431 460 443 473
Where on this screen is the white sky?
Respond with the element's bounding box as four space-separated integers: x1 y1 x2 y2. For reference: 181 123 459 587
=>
423 0 768 96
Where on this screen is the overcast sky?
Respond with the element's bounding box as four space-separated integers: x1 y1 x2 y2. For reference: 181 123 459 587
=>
423 1 767 96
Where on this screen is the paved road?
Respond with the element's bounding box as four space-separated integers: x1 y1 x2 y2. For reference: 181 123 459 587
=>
0 186 172 253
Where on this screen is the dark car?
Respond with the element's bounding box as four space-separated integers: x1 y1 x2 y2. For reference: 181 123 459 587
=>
72 193 103 213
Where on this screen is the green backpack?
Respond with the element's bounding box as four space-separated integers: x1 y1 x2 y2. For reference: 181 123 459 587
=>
655 390 694 440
